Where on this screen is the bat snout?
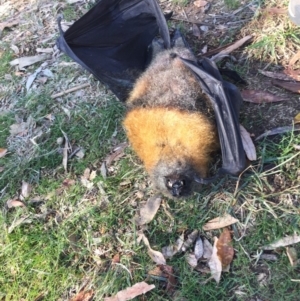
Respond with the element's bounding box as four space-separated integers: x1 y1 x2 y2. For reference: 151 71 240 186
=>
165 175 191 198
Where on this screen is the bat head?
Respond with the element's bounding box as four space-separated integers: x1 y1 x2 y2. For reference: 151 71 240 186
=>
150 158 198 198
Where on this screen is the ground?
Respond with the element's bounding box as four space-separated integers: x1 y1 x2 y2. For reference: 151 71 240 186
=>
0 0 300 300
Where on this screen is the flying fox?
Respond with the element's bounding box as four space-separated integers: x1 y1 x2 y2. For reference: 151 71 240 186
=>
57 0 246 198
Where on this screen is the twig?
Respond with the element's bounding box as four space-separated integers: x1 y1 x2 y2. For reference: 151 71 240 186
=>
51 83 90 99
170 16 210 26
211 35 253 62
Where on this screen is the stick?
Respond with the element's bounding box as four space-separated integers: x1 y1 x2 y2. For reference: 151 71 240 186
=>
211 35 253 62
51 83 90 99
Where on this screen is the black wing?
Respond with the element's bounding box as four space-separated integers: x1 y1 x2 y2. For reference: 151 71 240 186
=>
180 57 246 177
57 0 170 101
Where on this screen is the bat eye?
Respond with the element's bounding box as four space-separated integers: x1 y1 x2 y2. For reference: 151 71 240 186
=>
165 178 185 197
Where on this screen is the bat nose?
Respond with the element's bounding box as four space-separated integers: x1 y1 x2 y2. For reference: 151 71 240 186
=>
171 180 184 197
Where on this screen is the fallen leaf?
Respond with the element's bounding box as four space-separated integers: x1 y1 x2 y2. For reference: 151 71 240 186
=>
186 253 198 268
182 230 199 252
0 19 19 32
262 234 300 250
70 290 94 301
266 7 287 14
294 113 300 124
135 195 162 226
0 148 7 158
10 55 50 69
162 233 184 259
8 215 31 233
89 170 97 181
203 214 239 231
159 265 177 295
105 142 128 166
194 0 207 7
203 238 213 259
286 247 298 267
208 237 222 283
26 66 42 91
192 24 201 38
7 199 26 208
255 126 300 140
217 228 234 270
194 236 204 260
240 125 257 161
20 181 32 199
100 161 107 179
112 253 120 264
62 178 76 187
142 234 166 265
241 89 284 103
75 149 85 159
104 282 155 301
259 70 296 81
272 80 300 93
61 130 69 173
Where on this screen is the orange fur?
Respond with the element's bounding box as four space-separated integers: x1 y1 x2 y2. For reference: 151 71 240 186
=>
123 107 218 177
127 78 149 104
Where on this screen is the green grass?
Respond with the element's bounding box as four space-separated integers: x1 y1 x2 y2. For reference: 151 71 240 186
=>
224 0 241 10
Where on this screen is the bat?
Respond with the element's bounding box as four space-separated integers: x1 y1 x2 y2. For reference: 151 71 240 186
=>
57 0 246 198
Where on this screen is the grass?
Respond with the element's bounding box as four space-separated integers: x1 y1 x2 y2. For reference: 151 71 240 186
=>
1 0 300 300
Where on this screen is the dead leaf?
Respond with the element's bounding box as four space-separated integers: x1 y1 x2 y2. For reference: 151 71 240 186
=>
105 142 128 166
104 282 155 301
208 237 222 283
162 233 184 259
259 70 296 81
112 253 120 264
240 125 257 161
203 214 239 231
26 66 42 91
192 24 201 38
62 178 76 187
0 19 19 33
70 290 94 301
135 195 162 226
294 113 300 124
61 130 69 173
89 170 97 181
0 148 7 158
142 234 166 265
203 238 213 259
158 265 177 295
182 230 199 252
10 55 50 69
194 236 204 260
186 253 198 268
8 215 31 233
266 7 287 14
262 234 300 250
255 126 300 140
194 0 207 7
7 199 26 208
272 80 300 93
241 89 285 103
217 228 234 270
20 181 32 199
286 247 298 267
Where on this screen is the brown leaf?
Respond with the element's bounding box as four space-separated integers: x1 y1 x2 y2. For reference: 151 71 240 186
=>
241 89 285 103
294 113 300 124
203 214 239 231
266 7 287 14
70 290 94 301
7 199 26 209
61 130 69 173
162 233 184 259
112 253 120 264
217 228 234 270
262 234 300 250
0 148 7 158
182 230 199 252
185 253 198 268
21 181 32 199
62 178 76 187
104 142 128 167
272 80 300 93
208 237 222 283
142 234 166 265
104 282 155 301
240 125 257 161
159 265 177 295
135 195 162 226
259 70 296 81
0 19 19 31
192 24 201 38
286 247 298 267
194 0 208 7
